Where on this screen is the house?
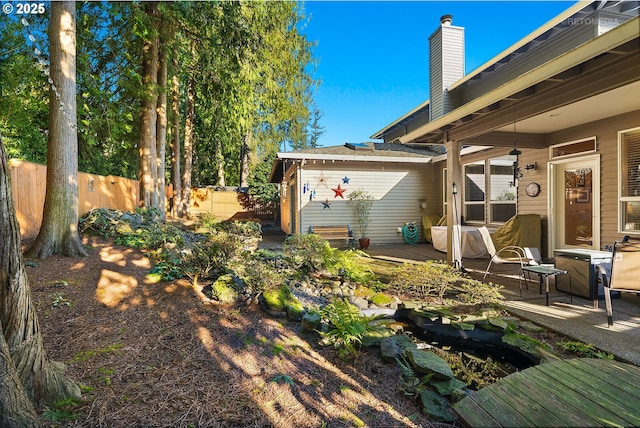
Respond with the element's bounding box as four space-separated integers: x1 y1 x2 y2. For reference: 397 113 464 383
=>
269 142 438 244
370 1 640 262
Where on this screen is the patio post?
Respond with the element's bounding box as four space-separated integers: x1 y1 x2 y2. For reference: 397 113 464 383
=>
445 139 463 267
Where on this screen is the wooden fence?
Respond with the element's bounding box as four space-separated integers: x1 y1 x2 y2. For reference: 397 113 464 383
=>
10 159 140 239
10 160 274 240
189 187 275 221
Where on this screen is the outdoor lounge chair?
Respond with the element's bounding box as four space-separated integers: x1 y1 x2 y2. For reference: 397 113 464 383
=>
598 240 640 327
478 226 531 293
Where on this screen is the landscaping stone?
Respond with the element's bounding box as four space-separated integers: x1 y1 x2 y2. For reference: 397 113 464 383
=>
419 389 455 422
301 311 321 332
210 274 240 304
348 296 369 310
407 349 454 380
380 334 417 362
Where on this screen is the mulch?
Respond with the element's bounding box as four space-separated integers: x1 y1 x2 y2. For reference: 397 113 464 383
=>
27 235 443 427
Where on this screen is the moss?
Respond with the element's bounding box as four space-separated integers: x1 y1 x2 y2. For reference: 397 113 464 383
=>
370 292 393 307
262 285 302 317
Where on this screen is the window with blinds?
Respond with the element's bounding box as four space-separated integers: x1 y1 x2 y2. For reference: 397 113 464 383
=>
619 127 640 233
464 161 485 223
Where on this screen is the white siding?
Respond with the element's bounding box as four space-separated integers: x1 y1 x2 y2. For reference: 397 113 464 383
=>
298 163 437 245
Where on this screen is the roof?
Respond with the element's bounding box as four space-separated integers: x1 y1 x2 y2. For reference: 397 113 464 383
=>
269 142 439 183
372 0 640 144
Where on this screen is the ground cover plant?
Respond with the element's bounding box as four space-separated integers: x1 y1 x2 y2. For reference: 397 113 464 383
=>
26 209 613 426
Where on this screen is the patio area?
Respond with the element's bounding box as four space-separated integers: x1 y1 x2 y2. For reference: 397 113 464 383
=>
368 242 640 366
260 233 640 366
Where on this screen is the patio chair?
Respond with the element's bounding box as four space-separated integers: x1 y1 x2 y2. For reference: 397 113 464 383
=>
598 240 640 327
478 226 531 292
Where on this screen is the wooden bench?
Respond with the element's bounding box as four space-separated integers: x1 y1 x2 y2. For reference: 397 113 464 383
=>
308 225 354 247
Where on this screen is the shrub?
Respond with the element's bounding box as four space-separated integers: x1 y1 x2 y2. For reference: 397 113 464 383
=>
319 298 383 359
282 233 332 272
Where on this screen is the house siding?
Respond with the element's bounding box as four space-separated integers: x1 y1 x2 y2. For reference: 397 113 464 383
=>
430 23 464 120
547 109 640 250
297 163 436 245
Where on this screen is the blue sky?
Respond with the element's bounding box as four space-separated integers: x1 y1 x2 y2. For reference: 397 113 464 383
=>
301 1 576 148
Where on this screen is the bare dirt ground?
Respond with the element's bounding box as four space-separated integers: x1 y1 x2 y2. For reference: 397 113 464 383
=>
27 235 448 427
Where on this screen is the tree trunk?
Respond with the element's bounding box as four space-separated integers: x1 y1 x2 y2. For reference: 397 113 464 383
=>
216 141 225 187
155 27 168 221
170 50 182 218
138 1 159 210
0 320 40 428
25 0 87 259
239 131 251 188
1 133 80 413
181 70 195 216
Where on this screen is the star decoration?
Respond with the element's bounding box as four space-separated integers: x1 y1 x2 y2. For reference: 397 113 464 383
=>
322 199 332 209
314 172 330 188
342 176 350 184
332 184 346 199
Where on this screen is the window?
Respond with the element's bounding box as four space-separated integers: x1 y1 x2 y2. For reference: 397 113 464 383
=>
619 127 640 233
464 161 485 222
551 137 596 159
489 156 517 222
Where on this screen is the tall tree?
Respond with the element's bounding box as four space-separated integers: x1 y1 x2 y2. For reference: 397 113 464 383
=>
155 19 168 221
170 47 183 217
138 1 160 210
181 63 195 216
1 132 80 423
26 1 87 258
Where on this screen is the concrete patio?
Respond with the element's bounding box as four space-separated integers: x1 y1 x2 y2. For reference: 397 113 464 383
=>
260 233 640 366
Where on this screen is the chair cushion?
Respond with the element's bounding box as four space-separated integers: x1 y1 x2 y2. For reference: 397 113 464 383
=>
421 214 442 243
491 214 541 252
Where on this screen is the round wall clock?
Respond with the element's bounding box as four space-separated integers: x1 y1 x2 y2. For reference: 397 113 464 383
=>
526 182 541 197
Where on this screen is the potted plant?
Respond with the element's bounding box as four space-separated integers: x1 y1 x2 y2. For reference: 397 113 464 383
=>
348 189 374 249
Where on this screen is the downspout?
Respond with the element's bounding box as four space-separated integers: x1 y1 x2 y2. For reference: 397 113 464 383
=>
297 161 303 235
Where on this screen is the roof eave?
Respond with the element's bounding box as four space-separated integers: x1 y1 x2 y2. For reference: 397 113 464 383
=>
276 152 432 164
369 99 431 140
398 16 639 145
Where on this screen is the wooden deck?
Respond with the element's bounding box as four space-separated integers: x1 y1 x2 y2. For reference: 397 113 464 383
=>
453 358 640 427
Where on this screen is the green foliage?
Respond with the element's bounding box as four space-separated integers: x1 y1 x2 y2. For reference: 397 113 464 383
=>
51 293 72 308
282 233 332 272
319 298 382 359
70 344 124 363
42 398 82 422
247 153 280 211
271 374 294 385
557 341 614 360
456 279 504 305
348 189 375 238
321 247 376 285
389 261 459 300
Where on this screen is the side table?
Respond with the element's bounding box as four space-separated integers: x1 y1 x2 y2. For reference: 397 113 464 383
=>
522 265 572 306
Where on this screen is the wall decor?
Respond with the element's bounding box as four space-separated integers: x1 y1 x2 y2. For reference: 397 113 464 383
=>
332 184 346 198
322 198 332 209
526 182 541 197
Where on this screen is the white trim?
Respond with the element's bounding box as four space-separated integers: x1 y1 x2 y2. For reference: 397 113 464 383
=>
549 136 597 160
547 154 601 255
277 152 432 164
618 126 640 235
